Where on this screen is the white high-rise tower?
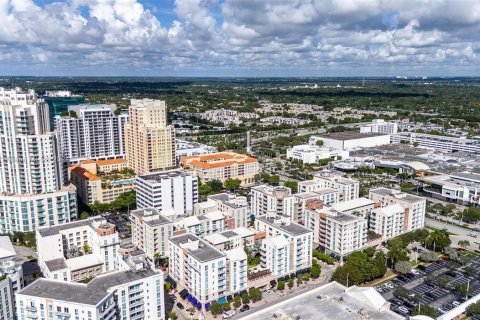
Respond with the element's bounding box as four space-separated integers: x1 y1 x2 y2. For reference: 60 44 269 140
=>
0 88 77 233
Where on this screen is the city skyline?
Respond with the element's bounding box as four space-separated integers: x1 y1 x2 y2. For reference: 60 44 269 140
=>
1 0 480 77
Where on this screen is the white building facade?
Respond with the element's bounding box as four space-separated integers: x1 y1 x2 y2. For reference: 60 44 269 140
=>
251 185 295 219
286 145 349 164
360 119 398 134
311 171 360 202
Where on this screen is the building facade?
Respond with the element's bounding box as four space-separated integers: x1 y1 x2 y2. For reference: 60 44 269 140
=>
135 170 198 216
251 185 295 219
369 204 406 240
125 99 176 174
286 145 349 164
43 91 85 130
391 132 480 153
360 119 398 134
311 171 360 202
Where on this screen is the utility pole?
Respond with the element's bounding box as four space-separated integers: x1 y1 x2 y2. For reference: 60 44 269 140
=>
346 272 350 288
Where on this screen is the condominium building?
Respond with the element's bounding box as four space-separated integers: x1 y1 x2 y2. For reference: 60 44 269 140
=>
43 90 85 130
286 144 349 164
260 236 291 276
125 99 176 174
369 204 405 240
176 139 217 162
69 159 135 204
0 236 24 293
169 234 247 304
311 171 360 202
180 152 259 186
360 119 398 134
255 215 313 274
304 203 367 257
417 171 480 206
0 276 13 320
36 217 120 282
391 132 480 153
16 267 165 320
130 208 174 260
175 211 225 238
136 170 198 216
331 197 376 219
369 188 426 232
55 104 128 165
204 227 255 251
206 193 250 228
293 189 339 223
251 185 295 219
0 87 77 233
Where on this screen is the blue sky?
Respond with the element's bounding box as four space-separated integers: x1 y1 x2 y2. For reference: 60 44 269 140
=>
0 0 479 76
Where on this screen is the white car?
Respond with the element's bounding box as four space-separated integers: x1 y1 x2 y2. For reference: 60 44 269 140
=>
223 310 235 319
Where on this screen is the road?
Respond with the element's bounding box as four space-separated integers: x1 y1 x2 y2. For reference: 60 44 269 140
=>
425 217 479 251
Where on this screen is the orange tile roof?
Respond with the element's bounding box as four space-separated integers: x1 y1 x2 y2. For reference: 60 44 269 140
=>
96 158 126 166
180 152 258 169
80 159 96 164
185 157 257 169
180 153 235 162
70 166 100 181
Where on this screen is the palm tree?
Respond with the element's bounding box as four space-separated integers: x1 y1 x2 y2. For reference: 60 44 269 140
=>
424 229 449 252
153 252 161 267
386 246 406 267
458 240 470 250
82 243 91 254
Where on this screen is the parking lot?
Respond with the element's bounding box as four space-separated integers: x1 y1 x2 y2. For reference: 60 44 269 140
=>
375 256 480 318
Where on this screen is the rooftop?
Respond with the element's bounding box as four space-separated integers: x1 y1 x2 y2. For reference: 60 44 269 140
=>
170 234 225 263
37 219 95 237
331 197 375 212
372 204 405 216
137 170 193 183
369 187 425 203
451 171 480 182
0 236 16 260
17 268 160 306
180 152 258 169
257 216 312 236
328 213 361 223
317 132 389 141
131 208 172 226
44 258 68 272
240 281 402 320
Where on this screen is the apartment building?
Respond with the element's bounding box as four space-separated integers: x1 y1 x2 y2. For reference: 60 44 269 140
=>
175 211 225 238
0 87 77 233
331 197 376 219
36 217 120 282
0 237 24 293
360 119 398 134
176 139 217 162
304 203 367 258
130 208 174 260
204 227 255 251
369 188 426 232
180 152 259 186
0 276 13 320
69 159 135 204
16 267 165 320
55 104 128 165
311 171 360 202
169 234 247 304
125 99 176 174
391 132 480 154
417 171 480 206
293 189 339 223
369 204 405 240
286 144 349 164
251 185 295 219
206 193 250 228
43 90 85 130
136 170 198 216
261 236 291 276
255 215 313 274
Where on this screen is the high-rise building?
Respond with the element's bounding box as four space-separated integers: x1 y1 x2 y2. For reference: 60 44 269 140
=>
43 91 85 130
55 104 128 165
0 88 77 233
125 99 176 174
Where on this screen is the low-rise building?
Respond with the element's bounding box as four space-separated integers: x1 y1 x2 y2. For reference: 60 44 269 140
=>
169 234 247 304
180 152 259 186
369 204 405 240
136 169 198 216
69 159 135 204
174 211 225 238
176 139 217 162
16 266 165 320
261 236 291 276
360 119 398 134
309 132 391 151
204 228 255 251
206 193 250 229
391 132 480 154
130 208 174 260
311 171 360 202
369 188 426 232
36 217 120 282
255 215 313 274
251 185 295 219
286 144 349 164
331 197 376 219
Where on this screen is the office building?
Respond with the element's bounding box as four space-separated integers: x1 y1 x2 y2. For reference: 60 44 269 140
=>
180 152 259 186
55 104 128 165
286 144 349 164
417 171 480 206
130 208 174 260
309 132 391 151
176 139 217 162
125 99 176 174
251 185 295 219
391 132 480 153
309 171 360 202
360 119 398 134
169 234 247 304
43 91 85 130
255 215 313 274
0 87 77 233
36 217 120 282
16 267 165 320
68 159 134 204
369 204 405 240
136 170 198 216
369 188 426 232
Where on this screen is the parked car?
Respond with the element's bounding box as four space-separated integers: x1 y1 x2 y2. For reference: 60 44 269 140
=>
240 305 250 312
452 301 461 307
223 310 235 319
176 302 184 310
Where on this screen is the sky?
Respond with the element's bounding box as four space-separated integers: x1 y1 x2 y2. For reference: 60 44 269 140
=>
1 0 480 77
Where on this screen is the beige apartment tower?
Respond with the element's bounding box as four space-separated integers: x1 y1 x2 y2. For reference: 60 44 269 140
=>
125 99 176 174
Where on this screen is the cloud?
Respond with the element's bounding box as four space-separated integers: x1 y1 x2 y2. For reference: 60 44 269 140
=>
0 0 479 76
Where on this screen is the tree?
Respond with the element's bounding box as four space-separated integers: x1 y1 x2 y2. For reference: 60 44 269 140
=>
458 240 470 249
464 266 476 277
310 263 321 278
467 302 480 316
288 278 294 288
424 229 451 251
153 252 161 266
165 281 172 292
462 207 480 223
456 283 473 298
210 302 223 316
224 178 241 191
233 296 242 308
312 249 335 264
284 180 298 193
315 140 324 146
277 281 285 291
167 311 178 320
412 305 437 318
248 287 262 302
394 287 410 299
241 292 250 304
82 243 91 254
79 212 90 220
394 261 412 274
419 250 439 262
386 246 409 267
222 302 231 312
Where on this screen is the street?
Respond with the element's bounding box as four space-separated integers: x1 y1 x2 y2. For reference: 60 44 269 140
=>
425 217 479 251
